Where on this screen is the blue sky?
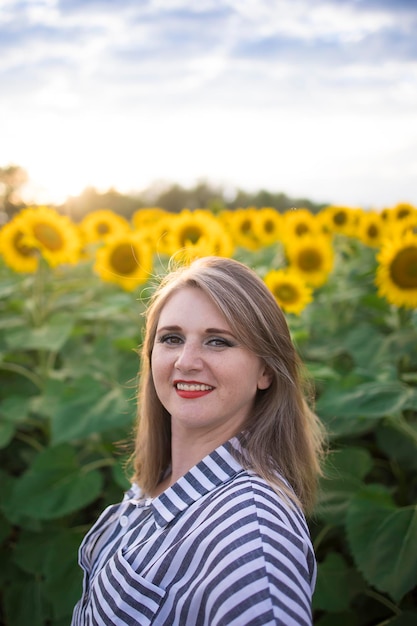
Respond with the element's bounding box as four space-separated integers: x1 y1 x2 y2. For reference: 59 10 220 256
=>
1 0 417 207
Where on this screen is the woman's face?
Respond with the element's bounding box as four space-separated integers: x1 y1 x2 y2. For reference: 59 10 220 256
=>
151 287 271 443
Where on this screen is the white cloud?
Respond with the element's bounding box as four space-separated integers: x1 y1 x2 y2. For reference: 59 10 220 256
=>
1 0 417 206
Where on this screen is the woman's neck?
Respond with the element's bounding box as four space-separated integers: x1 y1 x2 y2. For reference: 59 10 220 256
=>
150 426 233 497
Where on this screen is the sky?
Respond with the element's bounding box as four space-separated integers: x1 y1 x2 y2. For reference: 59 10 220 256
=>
1 0 417 209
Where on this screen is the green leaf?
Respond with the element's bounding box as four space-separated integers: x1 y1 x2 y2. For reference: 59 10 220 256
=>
0 471 42 529
13 529 54 574
342 323 385 369
314 612 359 626
5 312 75 351
377 420 417 473
346 485 417 602
44 530 83 619
0 513 12 545
11 528 83 620
305 362 340 383
0 396 31 448
112 458 131 490
0 545 16 586
2 576 47 626
316 447 373 524
387 613 417 626
32 375 134 444
5 444 103 520
313 553 361 612
318 380 411 418
49 377 133 444
403 387 417 410
0 469 16 509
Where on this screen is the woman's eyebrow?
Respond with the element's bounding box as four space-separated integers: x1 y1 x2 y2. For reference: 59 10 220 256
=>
156 325 236 337
205 327 235 336
156 325 183 333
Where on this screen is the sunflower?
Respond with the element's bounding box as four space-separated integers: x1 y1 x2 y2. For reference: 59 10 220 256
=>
388 203 417 223
285 234 334 287
80 209 131 245
0 214 39 273
132 207 168 230
380 208 391 223
168 210 211 249
167 210 233 258
226 208 261 250
94 232 153 291
355 210 386 248
375 231 417 308
253 208 283 246
282 208 321 239
146 215 178 256
15 206 81 267
318 205 361 237
385 214 417 240
196 210 234 258
264 269 313 315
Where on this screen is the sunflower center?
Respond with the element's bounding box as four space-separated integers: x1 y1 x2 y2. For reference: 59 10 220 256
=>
275 283 298 303
33 222 64 251
390 246 417 289
295 223 310 236
240 219 251 234
298 248 322 272
368 224 379 239
264 219 275 234
397 208 411 220
110 243 138 275
14 231 36 257
180 227 202 246
97 222 110 234
333 211 347 225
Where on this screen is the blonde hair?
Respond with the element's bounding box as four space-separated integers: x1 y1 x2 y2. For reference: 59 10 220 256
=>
132 256 325 513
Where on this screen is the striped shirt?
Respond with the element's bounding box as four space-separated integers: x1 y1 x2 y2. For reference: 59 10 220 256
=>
71 438 316 625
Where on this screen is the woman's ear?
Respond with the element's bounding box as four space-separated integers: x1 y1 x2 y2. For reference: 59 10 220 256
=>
257 365 273 390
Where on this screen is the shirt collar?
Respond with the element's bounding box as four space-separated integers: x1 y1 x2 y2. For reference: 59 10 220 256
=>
151 438 244 529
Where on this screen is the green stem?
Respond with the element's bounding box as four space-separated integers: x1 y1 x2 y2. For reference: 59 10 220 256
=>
15 432 45 452
37 349 57 383
387 415 417 448
70 524 95 534
365 589 401 617
31 261 48 327
313 524 332 551
81 458 116 473
0 362 43 389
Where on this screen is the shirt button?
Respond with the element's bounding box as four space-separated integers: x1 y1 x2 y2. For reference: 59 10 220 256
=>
120 515 129 527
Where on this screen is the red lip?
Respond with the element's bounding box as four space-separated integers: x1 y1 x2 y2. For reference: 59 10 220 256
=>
175 388 213 399
173 380 214 399
173 380 211 385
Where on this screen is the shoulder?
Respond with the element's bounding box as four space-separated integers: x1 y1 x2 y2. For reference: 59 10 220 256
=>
214 471 309 534
216 472 317 585
203 471 314 552
210 472 315 567
183 470 317 597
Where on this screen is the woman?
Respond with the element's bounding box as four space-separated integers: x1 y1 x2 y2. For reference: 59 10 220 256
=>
71 256 325 626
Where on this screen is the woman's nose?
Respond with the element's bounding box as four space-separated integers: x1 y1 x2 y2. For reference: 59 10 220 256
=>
174 342 202 371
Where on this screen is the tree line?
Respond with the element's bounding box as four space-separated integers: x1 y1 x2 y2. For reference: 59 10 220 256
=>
0 165 327 223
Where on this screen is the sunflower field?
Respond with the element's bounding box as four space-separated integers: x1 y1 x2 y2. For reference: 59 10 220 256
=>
0 202 417 626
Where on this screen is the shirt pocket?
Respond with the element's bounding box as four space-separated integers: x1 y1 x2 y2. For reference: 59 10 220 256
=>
91 549 166 625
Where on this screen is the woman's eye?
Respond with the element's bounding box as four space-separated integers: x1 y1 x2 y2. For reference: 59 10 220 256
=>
158 334 183 345
207 337 232 347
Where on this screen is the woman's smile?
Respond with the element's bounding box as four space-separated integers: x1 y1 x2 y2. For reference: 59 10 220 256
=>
175 380 214 398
